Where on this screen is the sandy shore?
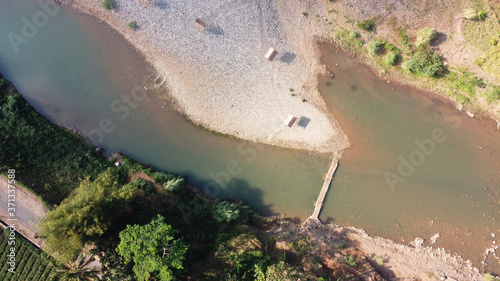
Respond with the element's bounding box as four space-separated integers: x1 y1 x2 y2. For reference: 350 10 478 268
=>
57 0 350 153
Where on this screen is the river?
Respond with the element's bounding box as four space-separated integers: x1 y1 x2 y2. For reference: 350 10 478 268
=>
0 0 499 271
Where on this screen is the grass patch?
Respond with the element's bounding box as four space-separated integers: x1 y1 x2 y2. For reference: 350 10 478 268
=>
335 28 364 52
463 8 500 53
484 85 500 104
0 75 110 205
476 45 500 77
446 69 483 98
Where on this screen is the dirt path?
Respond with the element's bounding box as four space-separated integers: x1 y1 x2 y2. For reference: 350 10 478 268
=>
0 175 47 247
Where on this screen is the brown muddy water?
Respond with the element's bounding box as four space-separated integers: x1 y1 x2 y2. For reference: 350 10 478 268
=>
319 42 500 272
0 0 499 272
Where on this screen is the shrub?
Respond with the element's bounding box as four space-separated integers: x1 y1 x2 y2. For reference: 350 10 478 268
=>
402 46 444 77
101 0 113 10
477 10 487 21
127 21 138 30
490 39 498 46
357 19 374 31
386 51 398 65
416 27 437 46
367 40 382 55
163 177 185 192
302 12 308 16
349 31 360 39
130 178 154 195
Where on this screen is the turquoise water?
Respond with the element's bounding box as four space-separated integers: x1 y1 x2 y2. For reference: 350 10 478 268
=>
0 0 329 221
1 0 499 270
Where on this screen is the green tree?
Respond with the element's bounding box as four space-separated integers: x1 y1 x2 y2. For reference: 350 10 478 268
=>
53 253 100 281
116 215 189 281
40 169 136 262
213 201 241 223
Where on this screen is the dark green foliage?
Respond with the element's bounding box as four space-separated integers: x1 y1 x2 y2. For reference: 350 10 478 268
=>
130 178 154 195
101 0 114 10
402 46 444 77
40 169 136 262
117 215 189 281
0 76 109 204
213 201 242 223
357 19 374 31
91 238 135 281
0 230 56 281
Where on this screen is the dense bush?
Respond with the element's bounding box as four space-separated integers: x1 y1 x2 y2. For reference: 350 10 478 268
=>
0 76 109 204
357 19 374 31
367 40 382 55
40 169 136 262
385 51 399 65
402 46 444 77
416 27 437 46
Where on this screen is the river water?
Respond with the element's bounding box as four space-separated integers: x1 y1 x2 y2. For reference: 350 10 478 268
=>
1 0 499 271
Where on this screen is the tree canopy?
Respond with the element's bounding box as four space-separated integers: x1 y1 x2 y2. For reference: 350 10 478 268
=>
116 215 188 281
39 169 136 262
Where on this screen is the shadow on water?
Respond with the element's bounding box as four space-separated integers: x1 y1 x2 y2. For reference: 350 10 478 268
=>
180 172 274 216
